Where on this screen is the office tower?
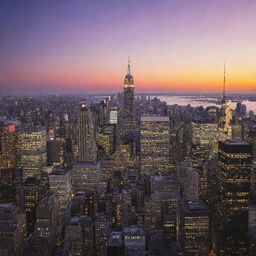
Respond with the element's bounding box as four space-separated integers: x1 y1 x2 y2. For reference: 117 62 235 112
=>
183 166 199 200
65 217 84 256
97 123 117 157
177 200 210 256
24 177 44 234
213 140 252 255
49 169 71 225
47 139 61 166
72 162 100 193
34 193 59 252
190 122 218 166
140 116 170 175
124 226 145 256
0 123 17 203
121 58 135 135
145 175 180 229
0 122 16 169
78 103 97 163
0 169 16 203
0 203 27 256
80 216 94 256
107 232 124 256
17 126 47 180
100 99 109 126
95 213 111 256
248 126 256 191
109 106 118 125
235 102 247 118
218 65 232 141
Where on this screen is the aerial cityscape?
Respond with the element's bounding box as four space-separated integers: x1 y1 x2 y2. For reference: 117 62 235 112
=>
1 0 256 256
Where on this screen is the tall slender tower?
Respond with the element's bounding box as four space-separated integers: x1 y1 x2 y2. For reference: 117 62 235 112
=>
218 63 232 141
121 58 135 135
78 103 97 162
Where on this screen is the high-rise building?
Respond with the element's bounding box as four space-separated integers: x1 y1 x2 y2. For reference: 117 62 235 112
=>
177 200 210 256
24 177 44 234
145 175 180 230
183 166 199 201
213 140 252 255
34 193 59 252
109 106 118 125
65 217 84 256
17 126 47 180
0 203 27 256
95 213 111 256
80 216 94 256
124 226 145 256
140 116 170 175
72 162 100 193
0 123 17 203
47 139 61 166
107 232 124 256
190 122 218 166
121 58 135 135
78 103 97 163
0 122 17 170
49 169 71 225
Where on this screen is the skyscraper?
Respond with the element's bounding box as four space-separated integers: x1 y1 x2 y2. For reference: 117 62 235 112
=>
190 122 218 166
49 169 71 225
0 122 17 170
213 140 252 255
17 126 47 180
177 200 210 256
34 193 59 252
140 116 170 175
121 58 135 135
0 122 17 203
78 103 97 163
0 203 27 256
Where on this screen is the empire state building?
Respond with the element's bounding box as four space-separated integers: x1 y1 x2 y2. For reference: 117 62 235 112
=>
121 58 136 135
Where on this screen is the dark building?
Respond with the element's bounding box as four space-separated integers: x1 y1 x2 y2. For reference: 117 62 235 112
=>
24 177 44 234
178 200 210 256
213 140 252 256
47 139 61 165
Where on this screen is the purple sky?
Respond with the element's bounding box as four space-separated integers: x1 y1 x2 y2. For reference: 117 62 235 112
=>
0 0 256 94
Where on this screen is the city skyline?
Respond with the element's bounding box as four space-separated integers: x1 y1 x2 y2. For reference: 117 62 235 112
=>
0 0 256 95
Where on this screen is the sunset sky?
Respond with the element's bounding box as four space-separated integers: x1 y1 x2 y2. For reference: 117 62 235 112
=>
0 0 256 94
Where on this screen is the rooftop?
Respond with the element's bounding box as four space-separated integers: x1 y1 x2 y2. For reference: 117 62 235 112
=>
50 169 69 175
224 139 250 146
141 116 169 122
181 200 210 216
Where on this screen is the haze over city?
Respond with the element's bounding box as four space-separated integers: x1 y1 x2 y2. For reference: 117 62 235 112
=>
1 0 256 95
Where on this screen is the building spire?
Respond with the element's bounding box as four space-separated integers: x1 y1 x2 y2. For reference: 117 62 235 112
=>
127 57 131 75
223 62 226 102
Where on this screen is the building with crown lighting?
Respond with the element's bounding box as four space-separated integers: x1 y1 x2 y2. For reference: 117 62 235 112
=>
120 59 136 136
